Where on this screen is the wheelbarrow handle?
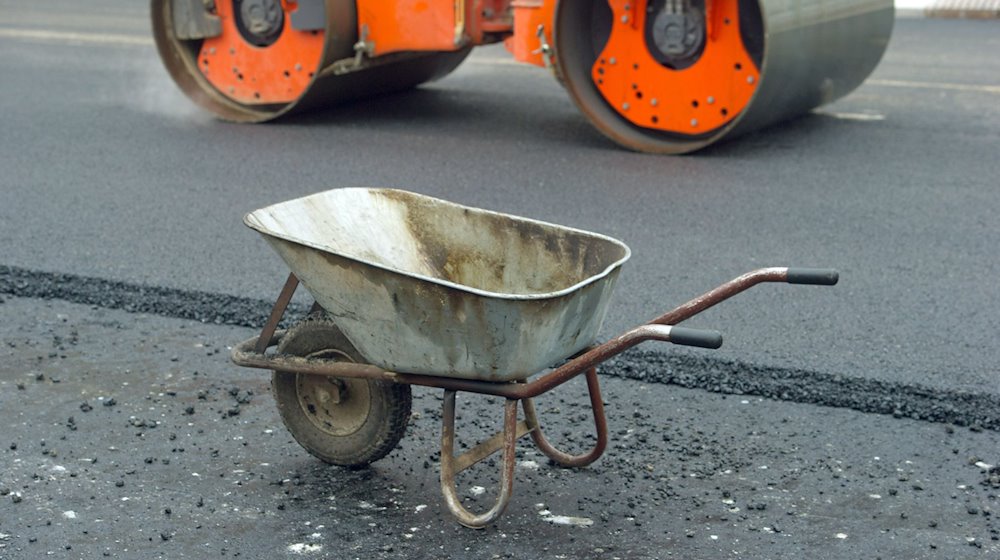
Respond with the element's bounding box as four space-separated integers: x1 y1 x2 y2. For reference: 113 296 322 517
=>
628 324 722 349
651 267 839 326
786 268 839 286
667 326 724 349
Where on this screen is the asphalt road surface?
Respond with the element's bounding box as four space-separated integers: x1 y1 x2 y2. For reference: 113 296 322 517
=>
1 2 999 558
1 298 998 559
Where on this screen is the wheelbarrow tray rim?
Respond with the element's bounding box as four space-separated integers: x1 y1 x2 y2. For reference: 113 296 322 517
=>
243 187 632 302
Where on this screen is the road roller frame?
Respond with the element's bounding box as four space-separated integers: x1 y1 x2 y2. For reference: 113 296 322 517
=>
152 0 894 153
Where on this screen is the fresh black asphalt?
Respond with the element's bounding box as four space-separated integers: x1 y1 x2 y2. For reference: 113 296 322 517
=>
1 3 999 558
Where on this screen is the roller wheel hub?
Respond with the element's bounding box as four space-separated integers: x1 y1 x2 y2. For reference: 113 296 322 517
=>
192 0 331 106
236 0 284 46
555 0 761 149
649 1 705 68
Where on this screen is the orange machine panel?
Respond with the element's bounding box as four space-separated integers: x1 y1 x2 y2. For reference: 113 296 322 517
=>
198 1 325 104
358 0 462 56
505 0 556 67
593 0 760 134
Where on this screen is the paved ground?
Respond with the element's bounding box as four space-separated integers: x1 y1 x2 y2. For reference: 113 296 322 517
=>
1 2 999 558
2 6 999 422
1 297 998 559
1 4 999 399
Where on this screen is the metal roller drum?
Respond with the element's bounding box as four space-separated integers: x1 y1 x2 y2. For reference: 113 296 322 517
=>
553 0 895 153
151 0 471 122
153 1 894 153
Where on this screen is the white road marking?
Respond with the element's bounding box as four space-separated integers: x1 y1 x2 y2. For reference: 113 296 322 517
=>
0 27 153 46
868 78 1000 95
816 111 886 121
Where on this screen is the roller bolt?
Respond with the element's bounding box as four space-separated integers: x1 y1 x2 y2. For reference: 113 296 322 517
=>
691 118 698 127
623 102 631 111
707 96 715 104
747 75 756 84
651 98 659 107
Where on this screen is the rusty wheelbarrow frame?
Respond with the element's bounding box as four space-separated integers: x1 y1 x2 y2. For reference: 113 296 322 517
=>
232 266 838 528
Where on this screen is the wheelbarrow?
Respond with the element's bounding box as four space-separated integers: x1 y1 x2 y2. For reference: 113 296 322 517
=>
231 188 838 528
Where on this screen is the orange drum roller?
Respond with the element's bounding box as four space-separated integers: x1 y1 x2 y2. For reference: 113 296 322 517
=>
152 1 894 153
151 0 473 122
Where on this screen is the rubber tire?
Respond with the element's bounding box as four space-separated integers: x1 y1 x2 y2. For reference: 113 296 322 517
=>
272 316 411 468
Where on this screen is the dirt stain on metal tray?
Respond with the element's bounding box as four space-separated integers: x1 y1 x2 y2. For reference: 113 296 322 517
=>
382 189 621 296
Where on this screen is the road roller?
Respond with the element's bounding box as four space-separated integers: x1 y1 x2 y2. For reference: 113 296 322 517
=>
152 0 894 153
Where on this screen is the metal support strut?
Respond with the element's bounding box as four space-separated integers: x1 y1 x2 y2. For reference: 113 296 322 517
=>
522 367 608 468
255 272 299 354
437 365 610 528
439 391 521 529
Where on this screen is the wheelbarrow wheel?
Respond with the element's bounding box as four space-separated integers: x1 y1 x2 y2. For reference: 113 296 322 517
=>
272 316 411 468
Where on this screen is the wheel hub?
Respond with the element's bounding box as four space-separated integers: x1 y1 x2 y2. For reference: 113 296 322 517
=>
296 349 371 437
648 1 705 68
586 0 759 135
195 0 326 105
235 0 284 47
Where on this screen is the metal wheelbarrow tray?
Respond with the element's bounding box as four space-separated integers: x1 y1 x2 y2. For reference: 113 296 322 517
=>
231 188 839 528
243 187 631 381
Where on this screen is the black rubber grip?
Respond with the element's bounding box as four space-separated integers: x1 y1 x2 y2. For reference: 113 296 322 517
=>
786 268 839 286
669 327 723 349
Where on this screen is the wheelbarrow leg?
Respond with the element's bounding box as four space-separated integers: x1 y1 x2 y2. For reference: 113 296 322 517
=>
522 367 608 468
255 273 300 354
439 391 519 529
